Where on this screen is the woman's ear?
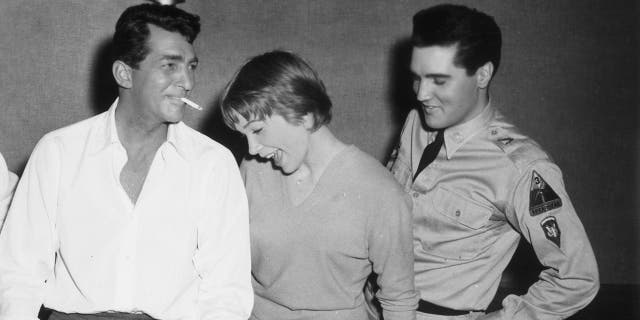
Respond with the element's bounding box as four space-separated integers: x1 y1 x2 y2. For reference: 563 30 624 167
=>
113 60 133 89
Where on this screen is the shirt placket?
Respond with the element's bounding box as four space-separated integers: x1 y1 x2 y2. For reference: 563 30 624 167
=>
111 143 138 310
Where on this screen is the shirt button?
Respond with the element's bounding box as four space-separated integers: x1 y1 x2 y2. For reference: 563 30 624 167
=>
413 192 420 198
455 210 461 217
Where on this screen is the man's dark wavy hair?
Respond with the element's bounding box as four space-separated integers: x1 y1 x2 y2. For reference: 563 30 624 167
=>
412 4 502 75
112 4 200 69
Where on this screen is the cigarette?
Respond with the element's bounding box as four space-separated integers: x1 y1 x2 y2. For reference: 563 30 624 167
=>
180 97 202 111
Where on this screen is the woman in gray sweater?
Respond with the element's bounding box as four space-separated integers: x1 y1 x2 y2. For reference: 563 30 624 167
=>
219 50 418 320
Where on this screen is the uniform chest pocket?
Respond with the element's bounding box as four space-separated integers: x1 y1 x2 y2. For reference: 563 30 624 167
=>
432 187 492 230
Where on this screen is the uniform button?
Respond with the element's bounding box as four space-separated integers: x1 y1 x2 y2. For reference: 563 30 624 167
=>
455 210 461 217
413 192 420 198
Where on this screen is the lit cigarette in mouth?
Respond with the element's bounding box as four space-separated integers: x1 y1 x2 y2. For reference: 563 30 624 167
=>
180 97 202 111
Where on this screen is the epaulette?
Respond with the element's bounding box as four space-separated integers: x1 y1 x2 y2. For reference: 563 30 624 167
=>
488 125 551 172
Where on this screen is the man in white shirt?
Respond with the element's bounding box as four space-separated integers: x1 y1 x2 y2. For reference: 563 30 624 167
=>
0 152 18 230
0 3 252 320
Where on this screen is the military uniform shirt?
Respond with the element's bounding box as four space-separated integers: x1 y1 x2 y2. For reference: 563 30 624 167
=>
388 104 599 319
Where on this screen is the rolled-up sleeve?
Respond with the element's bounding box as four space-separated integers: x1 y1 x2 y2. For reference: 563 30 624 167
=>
0 138 60 320
0 152 18 229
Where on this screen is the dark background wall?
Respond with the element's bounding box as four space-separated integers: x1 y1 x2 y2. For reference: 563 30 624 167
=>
0 0 637 287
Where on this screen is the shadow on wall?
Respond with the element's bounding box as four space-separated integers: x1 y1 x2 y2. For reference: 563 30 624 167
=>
11 38 117 177
198 98 248 164
384 37 418 163
90 36 118 114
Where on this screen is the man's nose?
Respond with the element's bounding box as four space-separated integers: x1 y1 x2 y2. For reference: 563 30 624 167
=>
415 79 433 102
176 67 195 93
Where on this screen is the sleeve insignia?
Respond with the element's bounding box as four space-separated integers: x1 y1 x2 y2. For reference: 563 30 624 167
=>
541 216 561 248
529 170 562 216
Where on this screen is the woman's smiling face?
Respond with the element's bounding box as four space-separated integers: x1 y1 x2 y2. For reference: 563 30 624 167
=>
233 111 312 174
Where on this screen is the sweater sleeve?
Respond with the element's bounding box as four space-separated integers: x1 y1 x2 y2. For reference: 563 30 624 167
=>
367 183 418 320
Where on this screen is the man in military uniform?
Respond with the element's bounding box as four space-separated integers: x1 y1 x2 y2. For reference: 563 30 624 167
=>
387 4 599 319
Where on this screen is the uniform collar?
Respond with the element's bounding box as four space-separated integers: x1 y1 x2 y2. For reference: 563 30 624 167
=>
89 97 191 161
443 100 495 159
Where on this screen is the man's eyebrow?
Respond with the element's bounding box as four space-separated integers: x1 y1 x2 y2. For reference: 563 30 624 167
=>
410 70 451 78
162 54 185 61
161 54 198 64
425 73 451 78
414 74 452 79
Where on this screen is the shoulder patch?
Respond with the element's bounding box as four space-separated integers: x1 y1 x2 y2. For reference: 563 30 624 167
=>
541 216 561 248
529 171 562 216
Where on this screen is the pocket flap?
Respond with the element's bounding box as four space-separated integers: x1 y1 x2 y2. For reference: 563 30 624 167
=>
432 188 492 229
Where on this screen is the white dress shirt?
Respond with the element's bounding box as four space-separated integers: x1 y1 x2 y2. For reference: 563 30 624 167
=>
0 152 18 229
0 100 253 320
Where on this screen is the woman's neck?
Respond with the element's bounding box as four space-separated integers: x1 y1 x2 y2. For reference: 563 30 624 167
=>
293 126 346 184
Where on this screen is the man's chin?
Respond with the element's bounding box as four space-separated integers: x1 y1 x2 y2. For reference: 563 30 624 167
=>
424 117 444 130
164 108 185 123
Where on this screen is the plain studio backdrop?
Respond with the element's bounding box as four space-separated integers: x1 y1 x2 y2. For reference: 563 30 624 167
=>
0 0 638 316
